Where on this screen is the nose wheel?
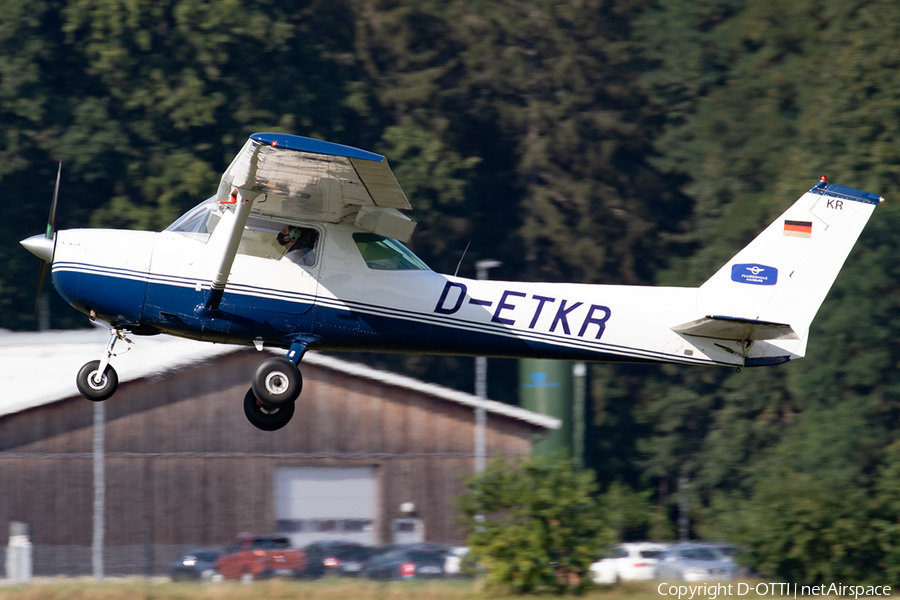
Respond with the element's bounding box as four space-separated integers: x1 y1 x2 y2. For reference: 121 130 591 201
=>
75 328 131 401
76 360 119 401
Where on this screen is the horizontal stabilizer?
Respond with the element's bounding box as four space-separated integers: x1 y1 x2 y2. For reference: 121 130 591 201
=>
672 315 798 342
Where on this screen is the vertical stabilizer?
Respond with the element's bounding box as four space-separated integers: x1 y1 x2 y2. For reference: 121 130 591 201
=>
696 178 881 358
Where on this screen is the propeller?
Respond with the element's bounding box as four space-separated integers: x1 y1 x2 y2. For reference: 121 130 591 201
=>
21 162 61 317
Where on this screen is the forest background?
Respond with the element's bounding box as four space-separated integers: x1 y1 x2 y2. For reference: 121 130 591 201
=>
3 0 900 584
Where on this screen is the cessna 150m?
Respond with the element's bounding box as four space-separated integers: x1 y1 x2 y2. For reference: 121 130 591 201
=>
20 133 882 430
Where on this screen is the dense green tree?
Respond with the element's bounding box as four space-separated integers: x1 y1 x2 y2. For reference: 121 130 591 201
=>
458 456 613 594
628 0 900 578
1 0 361 329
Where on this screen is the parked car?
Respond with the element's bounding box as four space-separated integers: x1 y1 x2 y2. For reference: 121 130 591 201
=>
214 535 306 581
655 543 734 582
170 547 224 581
708 542 753 577
360 543 447 580
303 540 379 577
590 542 669 584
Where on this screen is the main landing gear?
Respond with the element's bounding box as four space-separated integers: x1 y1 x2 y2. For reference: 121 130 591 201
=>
243 356 303 431
242 337 315 431
75 330 311 432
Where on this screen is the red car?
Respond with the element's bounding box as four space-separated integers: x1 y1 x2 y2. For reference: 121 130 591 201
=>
214 535 306 581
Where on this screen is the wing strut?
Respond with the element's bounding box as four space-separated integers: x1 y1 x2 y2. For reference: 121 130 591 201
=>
203 188 259 313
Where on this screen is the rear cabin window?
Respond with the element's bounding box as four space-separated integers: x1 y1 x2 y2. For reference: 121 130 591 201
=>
353 233 429 271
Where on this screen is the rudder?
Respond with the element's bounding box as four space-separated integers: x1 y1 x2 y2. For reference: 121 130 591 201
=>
694 177 881 358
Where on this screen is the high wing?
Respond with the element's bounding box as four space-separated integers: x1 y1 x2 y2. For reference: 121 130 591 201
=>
218 132 416 241
204 132 417 312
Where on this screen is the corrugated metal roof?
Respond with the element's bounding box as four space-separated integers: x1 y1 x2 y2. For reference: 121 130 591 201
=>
0 328 560 430
301 352 560 429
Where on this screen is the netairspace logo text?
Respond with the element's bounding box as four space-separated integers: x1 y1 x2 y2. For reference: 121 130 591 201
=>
657 582 893 600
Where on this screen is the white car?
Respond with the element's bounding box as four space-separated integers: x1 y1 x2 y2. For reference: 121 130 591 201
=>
590 542 669 584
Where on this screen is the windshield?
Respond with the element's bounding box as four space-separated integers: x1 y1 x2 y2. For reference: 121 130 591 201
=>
166 197 221 242
353 233 430 271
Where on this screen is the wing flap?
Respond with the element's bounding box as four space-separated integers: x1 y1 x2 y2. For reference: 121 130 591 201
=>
350 157 410 209
672 315 798 341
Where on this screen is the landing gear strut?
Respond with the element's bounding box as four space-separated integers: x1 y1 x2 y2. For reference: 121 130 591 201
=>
76 328 131 401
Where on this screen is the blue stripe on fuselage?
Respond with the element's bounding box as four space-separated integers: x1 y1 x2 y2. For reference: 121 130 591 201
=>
52 266 147 324
51 263 732 365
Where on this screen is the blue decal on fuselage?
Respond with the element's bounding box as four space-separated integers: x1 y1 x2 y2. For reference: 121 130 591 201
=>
731 264 778 286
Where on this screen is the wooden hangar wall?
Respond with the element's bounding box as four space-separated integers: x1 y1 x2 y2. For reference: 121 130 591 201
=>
0 349 544 575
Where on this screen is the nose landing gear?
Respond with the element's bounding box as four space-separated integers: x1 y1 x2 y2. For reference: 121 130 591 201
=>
75 328 132 401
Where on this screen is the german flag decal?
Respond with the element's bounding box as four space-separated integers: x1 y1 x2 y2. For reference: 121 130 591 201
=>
784 220 812 238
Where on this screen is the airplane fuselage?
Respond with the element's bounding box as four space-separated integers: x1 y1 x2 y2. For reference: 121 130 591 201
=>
21 132 881 430
50 219 801 370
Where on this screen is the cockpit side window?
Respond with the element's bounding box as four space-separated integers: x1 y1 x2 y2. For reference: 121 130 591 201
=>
237 217 320 266
275 225 319 266
353 233 430 271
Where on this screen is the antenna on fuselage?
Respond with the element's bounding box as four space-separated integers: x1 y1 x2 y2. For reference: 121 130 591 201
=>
454 242 470 277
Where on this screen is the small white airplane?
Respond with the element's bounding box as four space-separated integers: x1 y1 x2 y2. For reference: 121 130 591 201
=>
21 133 883 430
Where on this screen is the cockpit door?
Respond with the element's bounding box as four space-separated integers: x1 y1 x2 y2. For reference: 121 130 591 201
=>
220 217 323 318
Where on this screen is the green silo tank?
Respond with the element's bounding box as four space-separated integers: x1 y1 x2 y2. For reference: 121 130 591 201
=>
519 358 573 458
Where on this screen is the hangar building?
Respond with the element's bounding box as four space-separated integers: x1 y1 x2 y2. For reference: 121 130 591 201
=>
0 328 557 575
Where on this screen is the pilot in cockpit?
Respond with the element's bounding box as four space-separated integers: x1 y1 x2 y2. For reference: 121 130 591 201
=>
277 225 318 266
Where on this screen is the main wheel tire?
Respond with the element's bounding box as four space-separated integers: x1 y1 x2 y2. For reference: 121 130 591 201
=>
76 360 119 401
243 388 295 431
251 357 302 407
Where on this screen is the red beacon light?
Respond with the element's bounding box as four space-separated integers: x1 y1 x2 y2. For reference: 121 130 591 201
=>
820 175 828 183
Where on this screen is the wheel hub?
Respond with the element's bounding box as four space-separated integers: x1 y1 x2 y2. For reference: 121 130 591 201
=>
89 371 107 390
258 403 280 415
264 371 289 395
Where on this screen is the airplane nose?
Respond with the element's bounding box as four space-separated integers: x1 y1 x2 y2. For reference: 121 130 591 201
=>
21 234 54 262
